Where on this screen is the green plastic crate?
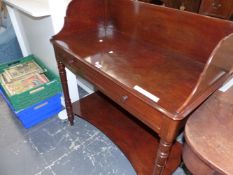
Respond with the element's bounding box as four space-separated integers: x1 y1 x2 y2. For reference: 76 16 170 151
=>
0 55 62 111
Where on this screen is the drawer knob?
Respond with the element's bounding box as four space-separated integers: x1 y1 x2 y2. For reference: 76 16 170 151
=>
179 3 186 11
69 59 74 64
212 2 222 9
121 95 128 102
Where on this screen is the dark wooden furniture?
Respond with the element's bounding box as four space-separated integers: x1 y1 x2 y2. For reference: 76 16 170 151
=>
143 0 233 19
73 92 182 175
162 0 201 12
199 0 233 19
183 80 233 175
51 0 233 174
140 0 152 3
140 0 201 12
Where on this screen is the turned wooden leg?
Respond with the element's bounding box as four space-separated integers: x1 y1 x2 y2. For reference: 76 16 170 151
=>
57 60 74 125
153 139 173 175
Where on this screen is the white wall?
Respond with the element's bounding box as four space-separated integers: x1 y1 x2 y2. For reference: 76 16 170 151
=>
6 0 80 103
48 0 71 34
18 13 58 74
6 0 95 105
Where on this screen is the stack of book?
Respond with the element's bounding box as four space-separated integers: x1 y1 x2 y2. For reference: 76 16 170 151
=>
0 60 49 96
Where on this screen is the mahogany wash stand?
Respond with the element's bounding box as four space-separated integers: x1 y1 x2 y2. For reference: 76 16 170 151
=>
51 1 233 174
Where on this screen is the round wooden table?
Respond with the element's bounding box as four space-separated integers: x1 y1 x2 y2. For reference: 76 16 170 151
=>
183 85 233 175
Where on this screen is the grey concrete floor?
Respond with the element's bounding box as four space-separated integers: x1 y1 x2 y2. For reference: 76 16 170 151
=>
0 88 186 175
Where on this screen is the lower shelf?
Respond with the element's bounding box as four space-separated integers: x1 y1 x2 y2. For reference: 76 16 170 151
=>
72 92 182 175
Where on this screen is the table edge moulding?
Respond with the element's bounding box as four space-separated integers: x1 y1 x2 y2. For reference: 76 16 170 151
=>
51 0 233 175
183 77 233 175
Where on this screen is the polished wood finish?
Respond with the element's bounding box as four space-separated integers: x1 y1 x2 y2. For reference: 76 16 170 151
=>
183 144 216 175
151 0 233 19
57 60 74 125
73 92 182 175
140 0 152 3
163 0 201 12
199 0 233 19
51 1 233 174
183 81 233 175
